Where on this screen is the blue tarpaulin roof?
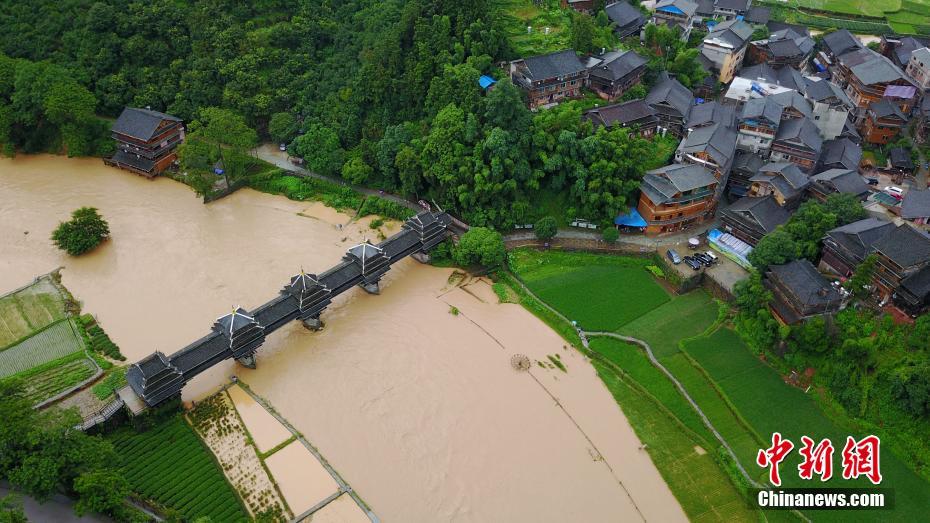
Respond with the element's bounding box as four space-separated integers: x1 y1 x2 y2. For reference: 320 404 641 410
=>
614 208 647 227
479 75 497 89
658 5 685 14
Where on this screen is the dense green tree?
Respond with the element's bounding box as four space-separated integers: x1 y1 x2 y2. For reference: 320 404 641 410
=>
482 78 530 133
268 112 299 144
668 49 708 89
602 227 619 243
51 207 110 256
0 495 26 523
747 228 799 270
341 153 374 185
180 107 258 188
452 226 505 267
570 12 596 54
534 216 558 241
824 193 867 225
74 469 130 517
845 254 878 300
291 123 345 177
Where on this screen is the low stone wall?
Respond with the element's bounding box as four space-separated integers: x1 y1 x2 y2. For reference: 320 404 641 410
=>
504 237 655 254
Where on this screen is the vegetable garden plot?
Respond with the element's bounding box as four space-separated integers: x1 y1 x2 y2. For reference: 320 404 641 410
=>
0 320 83 378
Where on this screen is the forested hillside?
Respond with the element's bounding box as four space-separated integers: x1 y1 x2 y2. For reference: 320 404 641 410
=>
0 0 671 228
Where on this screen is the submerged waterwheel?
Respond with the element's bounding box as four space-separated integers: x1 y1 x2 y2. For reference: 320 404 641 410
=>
510 354 531 372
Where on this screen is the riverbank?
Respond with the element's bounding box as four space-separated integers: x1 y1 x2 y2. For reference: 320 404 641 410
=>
0 154 680 522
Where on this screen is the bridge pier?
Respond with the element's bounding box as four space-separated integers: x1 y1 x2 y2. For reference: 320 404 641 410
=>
411 252 431 264
302 316 324 331
359 281 380 295
235 353 257 369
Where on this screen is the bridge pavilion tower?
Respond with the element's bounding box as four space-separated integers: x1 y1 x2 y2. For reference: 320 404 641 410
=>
284 271 332 330
213 307 266 369
345 242 391 294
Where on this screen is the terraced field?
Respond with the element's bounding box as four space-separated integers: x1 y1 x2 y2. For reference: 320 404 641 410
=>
18 353 98 405
0 278 66 348
108 416 248 522
0 319 83 378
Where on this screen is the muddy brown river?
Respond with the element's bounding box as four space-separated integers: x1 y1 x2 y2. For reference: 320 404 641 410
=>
0 154 684 522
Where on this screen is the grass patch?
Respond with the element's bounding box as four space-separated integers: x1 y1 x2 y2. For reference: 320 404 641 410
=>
0 319 84 378
510 249 669 331
591 360 759 521
496 0 572 56
93 366 128 400
686 328 930 521
108 416 248 522
0 288 66 349
618 291 719 357
547 354 567 372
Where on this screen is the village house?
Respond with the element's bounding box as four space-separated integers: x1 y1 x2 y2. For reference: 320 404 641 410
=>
583 99 658 137
675 122 738 182
888 147 915 182
713 0 752 19
897 266 930 316
820 29 862 64
605 1 647 38
808 168 870 202
686 101 736 130
586 49 648 101
765 259 844 325
769 116 823 173
104 107 184 178
747 27 815 69
918 97 930 143
646 73 694 137
905 47 930 89
723 65 805 106
830 47 918 120
700 19 754 83
820 217 896 277
871 224 930 305
769 90 813 121
880 34 930 68
652 0 698 33
736 96 782 155
561 0 597 13
860 99 908 145
901 188 930 225
727 150 764 197
818 137 862 171
748 161 810 208
803 77 852 140
637 163 719 235
720 195 790 245
510 50 588 109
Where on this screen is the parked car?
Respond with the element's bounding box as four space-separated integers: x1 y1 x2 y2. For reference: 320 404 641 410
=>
704 251 718 263
884 186 904 200
667 249 682 265
866 177 879 186
693 253 713 266
684 256 701 270
278 143 287 152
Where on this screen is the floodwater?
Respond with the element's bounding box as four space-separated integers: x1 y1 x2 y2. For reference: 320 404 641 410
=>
0 154 684 522
264 441 340 514
227 384 292 453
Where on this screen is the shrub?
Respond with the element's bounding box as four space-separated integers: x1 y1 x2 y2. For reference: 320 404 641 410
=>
602 227 619 243
51 207 109 256
534 216 558 241
453 227 506 267
645 265 665 278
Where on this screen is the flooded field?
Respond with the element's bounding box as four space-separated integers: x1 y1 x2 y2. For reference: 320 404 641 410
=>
0 154 682 522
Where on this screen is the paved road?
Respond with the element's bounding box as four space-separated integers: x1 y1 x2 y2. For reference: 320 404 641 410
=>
505 217 722 247
253 144 422 212
0 485 111 523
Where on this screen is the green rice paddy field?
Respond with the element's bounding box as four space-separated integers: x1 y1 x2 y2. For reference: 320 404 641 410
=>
771 0 930 34
510 248 930 521
108 416 248 522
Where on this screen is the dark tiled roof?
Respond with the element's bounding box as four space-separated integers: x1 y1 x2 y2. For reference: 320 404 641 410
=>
803 78 851 107
655 0 698 17
522 49 586 80
889 147 914 169
687 101 736 129
646 74 694 117
769 90 813 118
680 123 737 171
902 189 930 219
840 48 910 86
819 138 862 171
767 21 809 36
111 150 156 172
732 150 764 173
589 50 647 82
753 162 810 198
641 164 716 204
826 217 894 260
873 224 930 267
768 259 842 306
901 265 930 299
894 36 924 66
746 6 771 24
810 168 869 197
740 97 783 125
705 19 753 48
774 117 822 153
112 107 181 141
869 99 907 120
723 195 790 233
605 1 645 29
822 29 861 57
739 63 805 91
584 99 656 128
696 0 715 16
716 0 750 11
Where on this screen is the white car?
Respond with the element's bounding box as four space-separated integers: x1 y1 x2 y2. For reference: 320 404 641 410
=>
278 143 287 152
884 186 904 199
